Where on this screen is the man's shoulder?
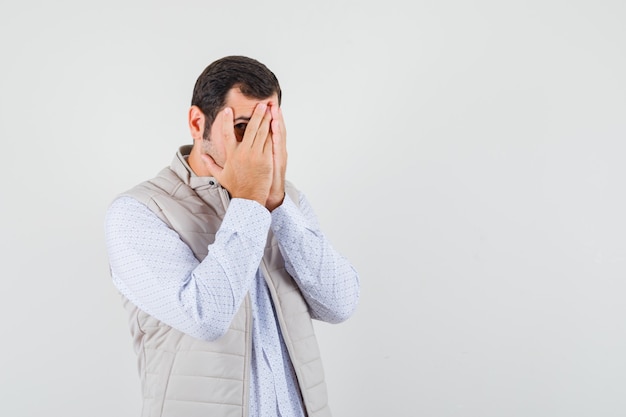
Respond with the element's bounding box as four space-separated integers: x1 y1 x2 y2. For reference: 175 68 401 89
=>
120 167 187 205
116 146 193 205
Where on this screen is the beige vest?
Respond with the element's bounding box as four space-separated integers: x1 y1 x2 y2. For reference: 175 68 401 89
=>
120 146 331 417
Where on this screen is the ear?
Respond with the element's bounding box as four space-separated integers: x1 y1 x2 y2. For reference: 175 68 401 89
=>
188 105 206 142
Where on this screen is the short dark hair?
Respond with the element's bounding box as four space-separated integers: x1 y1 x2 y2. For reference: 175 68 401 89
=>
191 56 282 140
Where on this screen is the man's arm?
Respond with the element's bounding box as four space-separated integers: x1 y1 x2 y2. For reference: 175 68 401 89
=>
105 103 277 340
105 196 270 341
270 192 360 323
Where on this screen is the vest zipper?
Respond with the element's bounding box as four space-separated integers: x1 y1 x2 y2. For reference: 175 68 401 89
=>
218 186 231 211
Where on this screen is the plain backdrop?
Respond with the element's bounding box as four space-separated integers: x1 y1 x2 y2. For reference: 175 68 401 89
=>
1 0 624 416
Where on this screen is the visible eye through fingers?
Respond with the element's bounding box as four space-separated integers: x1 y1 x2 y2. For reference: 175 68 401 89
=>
234 122 247 142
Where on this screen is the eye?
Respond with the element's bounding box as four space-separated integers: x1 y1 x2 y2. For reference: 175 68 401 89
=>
234 123 247 141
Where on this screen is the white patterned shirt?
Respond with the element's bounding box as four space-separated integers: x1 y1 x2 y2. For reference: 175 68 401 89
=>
105 192 360 417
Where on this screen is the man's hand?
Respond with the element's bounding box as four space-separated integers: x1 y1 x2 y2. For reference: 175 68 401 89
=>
201 103 273 206
266 105 287 211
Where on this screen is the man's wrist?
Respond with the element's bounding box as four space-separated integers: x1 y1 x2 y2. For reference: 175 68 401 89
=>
225 198 272 233
266 192 285 212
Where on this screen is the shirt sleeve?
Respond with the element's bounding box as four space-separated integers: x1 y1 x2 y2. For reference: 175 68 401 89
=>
105 196 271 341
270 192 360 323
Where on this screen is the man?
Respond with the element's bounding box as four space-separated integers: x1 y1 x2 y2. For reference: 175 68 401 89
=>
105 55 360 417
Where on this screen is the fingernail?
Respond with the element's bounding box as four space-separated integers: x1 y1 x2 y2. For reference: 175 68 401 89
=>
224 108 231 115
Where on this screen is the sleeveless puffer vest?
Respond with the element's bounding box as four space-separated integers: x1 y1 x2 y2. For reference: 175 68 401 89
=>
119 145 330 417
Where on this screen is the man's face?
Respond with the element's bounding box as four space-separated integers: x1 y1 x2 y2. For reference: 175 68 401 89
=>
202 87 279 168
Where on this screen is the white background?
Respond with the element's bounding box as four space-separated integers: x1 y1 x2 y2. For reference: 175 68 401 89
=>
1 0 625 416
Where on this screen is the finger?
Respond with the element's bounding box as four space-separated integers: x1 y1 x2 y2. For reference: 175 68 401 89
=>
200 153 224 178
271 118 282 144
270 105 286 139
241 102 267 148
220 107 237 153
263 129 273 154
253 106 273 153
270 106 286 155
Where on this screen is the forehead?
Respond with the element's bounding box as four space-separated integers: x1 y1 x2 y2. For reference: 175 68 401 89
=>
224 87 279 117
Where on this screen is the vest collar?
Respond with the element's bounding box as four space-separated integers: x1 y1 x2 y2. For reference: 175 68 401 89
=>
172 145 221 191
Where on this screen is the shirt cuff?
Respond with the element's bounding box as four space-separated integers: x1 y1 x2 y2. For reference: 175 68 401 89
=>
220 198 272 246
270 193 310 235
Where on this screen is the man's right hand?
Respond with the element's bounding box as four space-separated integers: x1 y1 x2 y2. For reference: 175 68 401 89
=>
201 103 274 207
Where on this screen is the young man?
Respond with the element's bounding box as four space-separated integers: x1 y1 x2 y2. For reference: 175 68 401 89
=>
105 56 360 417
